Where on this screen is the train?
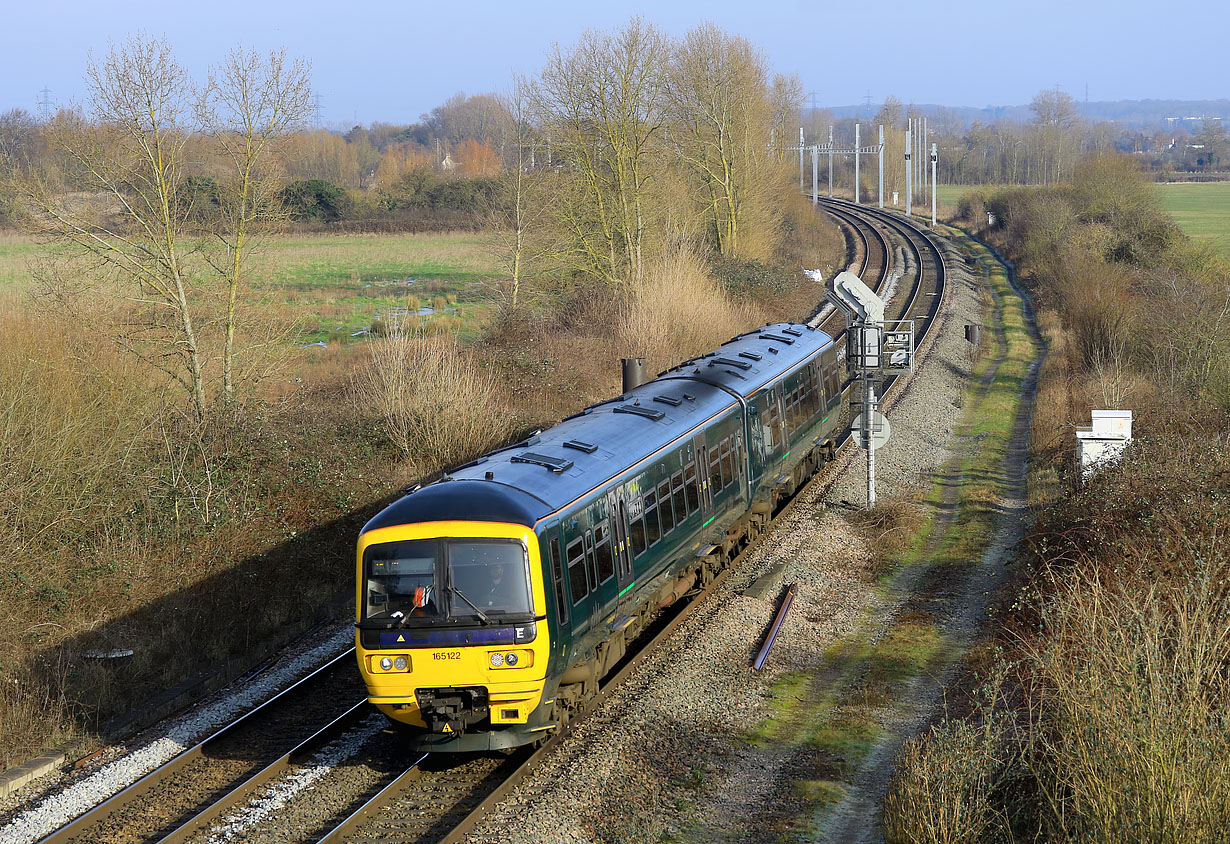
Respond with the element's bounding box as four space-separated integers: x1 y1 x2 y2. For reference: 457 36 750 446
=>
354 322 843 751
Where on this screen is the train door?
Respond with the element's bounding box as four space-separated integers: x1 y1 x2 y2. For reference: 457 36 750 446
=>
693 433 714 518
607 489 635 609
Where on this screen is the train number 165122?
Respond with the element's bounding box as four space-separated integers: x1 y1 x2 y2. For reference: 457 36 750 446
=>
432 651 461 660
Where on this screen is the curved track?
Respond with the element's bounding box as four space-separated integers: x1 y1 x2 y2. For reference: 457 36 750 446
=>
31 202 952 844
309 201 953 844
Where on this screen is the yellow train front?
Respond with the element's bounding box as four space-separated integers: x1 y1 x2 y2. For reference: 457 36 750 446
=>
355 482 558 752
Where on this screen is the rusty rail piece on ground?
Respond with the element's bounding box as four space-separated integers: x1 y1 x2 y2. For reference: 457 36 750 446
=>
753 583 798 670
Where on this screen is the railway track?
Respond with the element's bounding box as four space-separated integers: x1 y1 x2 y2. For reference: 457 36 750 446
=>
28 202 951 844
35 651 367 844
301 202 953 844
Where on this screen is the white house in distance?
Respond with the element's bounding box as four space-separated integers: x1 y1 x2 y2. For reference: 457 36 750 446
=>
1076 410 1133 480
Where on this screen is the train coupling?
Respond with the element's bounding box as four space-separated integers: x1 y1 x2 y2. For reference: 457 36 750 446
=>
415 687 489 734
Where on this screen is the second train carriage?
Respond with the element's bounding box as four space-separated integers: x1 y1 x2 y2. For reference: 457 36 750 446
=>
355 323 843 751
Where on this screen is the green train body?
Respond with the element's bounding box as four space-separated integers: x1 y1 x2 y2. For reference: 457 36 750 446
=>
355 324 842 751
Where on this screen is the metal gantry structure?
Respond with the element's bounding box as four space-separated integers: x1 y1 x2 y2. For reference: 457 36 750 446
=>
792 124 886 209
795 117 941 226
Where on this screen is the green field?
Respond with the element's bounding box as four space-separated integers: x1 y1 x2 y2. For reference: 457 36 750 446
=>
1157 182 1230 256
933 185 979 216
0 230 504 341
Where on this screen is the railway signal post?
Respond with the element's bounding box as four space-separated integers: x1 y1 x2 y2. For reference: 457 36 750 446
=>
827 271 888 507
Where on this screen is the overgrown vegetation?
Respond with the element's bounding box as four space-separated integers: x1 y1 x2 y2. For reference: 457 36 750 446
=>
883 152 1230 841
0 21 843 768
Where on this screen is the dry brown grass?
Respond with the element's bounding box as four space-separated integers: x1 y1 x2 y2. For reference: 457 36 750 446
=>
350 323 517 475
0 305 170 760
618 244 759 367
1023 555 1230 842
848 493 927 567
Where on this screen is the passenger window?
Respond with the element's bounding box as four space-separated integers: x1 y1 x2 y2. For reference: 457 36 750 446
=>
709 451 723 494
657 480 673 533
567 538 588 605
549 536 568 625
594 523 614 583
585 531 599 591
685 465 700 513
630 516 646 557
719 443 733 489
672 473 687 524
645 494 662 546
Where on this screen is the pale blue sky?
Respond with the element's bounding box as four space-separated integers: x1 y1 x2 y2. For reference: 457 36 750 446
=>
5 0 1225 125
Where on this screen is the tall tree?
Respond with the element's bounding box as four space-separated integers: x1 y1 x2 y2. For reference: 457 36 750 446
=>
665 24 775 256
199 46 312 399
534 18 668 285
32 37 209 421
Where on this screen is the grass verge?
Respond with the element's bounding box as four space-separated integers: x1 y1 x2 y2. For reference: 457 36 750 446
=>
716 227 1036 839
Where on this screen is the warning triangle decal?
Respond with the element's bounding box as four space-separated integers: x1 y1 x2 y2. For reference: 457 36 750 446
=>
396 634 405 642
442 723 453 733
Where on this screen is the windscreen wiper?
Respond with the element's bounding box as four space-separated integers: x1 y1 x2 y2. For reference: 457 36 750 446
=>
448 586 491 624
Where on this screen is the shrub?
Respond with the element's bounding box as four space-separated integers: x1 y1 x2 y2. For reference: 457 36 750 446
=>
1023 555 1230 843
351 324 515 473
884 717 1008 844
281 178 351 221
619 244 757 366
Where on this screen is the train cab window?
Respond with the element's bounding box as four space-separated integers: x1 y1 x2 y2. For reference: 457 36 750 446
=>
363 539 438 620
644 490 662 547
685 465 700 514
566 538 588 605
671 472 687 524
549 537 568 625
593 523 614 583
657 480 674 533
448 541 532 617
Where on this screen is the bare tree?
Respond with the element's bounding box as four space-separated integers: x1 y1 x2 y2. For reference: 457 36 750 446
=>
665 24 776 257
198 47 312 398
534 18 668 286
493 75 547 307
31 37 210 421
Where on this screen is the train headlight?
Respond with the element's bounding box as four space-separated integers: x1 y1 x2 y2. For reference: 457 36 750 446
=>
393 656 408 671
379 657 393 671
505 652 518 666
490 652 504 667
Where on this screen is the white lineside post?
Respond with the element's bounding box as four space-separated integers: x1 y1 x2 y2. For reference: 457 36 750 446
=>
878 124 885 208
799 127 805 190
854 123 860 204
905 125 912 216
828 125 834 198
931 143 938 226
922 116 928 204
864 360 876 506
916 118 922 204
811 145 818 205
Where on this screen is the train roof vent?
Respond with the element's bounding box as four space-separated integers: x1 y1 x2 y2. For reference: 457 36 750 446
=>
510 452 574 473
613 403 666 421
739 351 763 361
562 439 598 453
760 332 796 344
782 327 803 337
653 394 683 407
709 356 753 370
